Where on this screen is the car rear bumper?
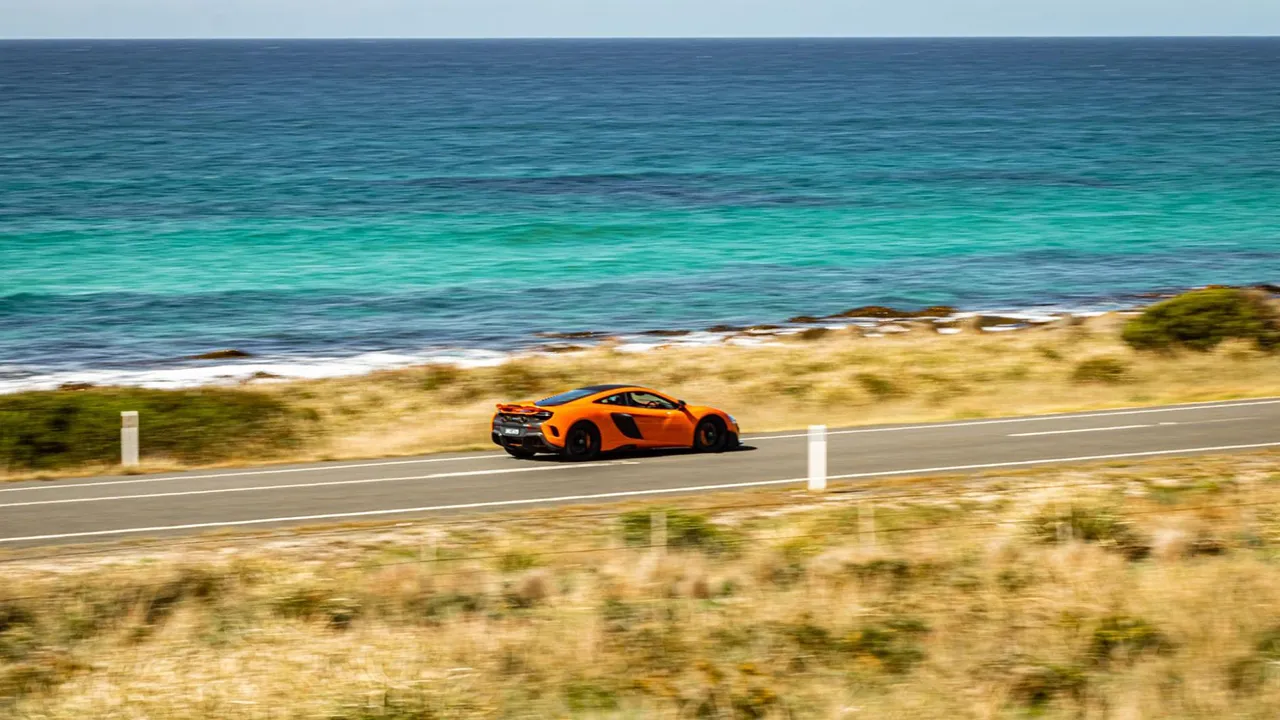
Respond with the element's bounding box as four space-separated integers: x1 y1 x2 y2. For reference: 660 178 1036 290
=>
492 423 564 454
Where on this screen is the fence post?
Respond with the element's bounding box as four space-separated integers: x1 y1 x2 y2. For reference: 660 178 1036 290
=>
808 425 827 492
860 502 877 549
121 411 139 467
651 510 667 556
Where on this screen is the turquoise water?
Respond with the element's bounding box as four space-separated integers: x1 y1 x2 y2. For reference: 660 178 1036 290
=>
2 39 1278 387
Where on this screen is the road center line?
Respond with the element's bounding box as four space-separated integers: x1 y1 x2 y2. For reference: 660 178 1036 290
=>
1009 416 1256 438
1010 424 1154 437
3 440 1278 545
0 462 619 509
746 399 1280 441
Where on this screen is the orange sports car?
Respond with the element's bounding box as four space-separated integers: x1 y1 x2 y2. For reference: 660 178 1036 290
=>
491 384 740 460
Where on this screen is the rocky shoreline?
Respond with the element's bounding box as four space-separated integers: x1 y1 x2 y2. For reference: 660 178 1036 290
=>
11 283 1278 395
525 283 1280 354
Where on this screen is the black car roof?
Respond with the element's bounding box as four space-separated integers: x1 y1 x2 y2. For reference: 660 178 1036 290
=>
533 384 648 408
577 384 635 393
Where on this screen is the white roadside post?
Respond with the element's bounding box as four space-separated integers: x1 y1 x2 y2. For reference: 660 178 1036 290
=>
120 411 139 467
808 425 827 492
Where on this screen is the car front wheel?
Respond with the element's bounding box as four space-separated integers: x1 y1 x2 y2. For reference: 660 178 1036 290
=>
693 417 729 453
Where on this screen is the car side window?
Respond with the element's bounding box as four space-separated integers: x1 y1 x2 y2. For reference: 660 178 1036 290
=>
596 393 629 406
629 392 677 410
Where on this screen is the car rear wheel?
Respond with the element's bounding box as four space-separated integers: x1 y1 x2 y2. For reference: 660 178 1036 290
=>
693 417 729 453
563 422 602 461
504 445 538 460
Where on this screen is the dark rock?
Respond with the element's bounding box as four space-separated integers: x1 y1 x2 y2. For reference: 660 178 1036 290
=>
57 382 96 391
537 344 589 354
795 327 831 341
1252 284 1280 295
746 324 783 332
535 331 605 340
640 329 692 337
915 305 958 318
706 325 746 333
833 305 915 319
189 349 253 360
787 315 824 324
972 315 1027 328
249 371 282 380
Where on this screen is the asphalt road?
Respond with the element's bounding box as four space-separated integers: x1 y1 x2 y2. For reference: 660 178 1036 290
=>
3 398 1279 548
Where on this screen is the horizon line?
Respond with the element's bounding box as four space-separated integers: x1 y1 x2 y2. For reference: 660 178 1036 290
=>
3 34 1279 42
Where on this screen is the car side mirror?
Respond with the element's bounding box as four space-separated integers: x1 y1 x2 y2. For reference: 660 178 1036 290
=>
677 400 687 410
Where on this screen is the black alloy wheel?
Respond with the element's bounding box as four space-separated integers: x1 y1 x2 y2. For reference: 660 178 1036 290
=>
693 417 729 453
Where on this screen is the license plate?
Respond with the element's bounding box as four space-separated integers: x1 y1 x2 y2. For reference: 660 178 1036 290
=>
503 428 521 436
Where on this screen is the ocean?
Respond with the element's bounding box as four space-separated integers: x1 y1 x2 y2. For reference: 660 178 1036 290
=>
2 38 1278 390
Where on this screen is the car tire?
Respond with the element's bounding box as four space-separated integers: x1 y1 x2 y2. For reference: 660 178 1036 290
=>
563 422 602 461
693 417 730 453
504 445 538 460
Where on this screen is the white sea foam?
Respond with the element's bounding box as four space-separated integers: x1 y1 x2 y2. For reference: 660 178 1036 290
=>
0 299 1177 395
0 349 512 394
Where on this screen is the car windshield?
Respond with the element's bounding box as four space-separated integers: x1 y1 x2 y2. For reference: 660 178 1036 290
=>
535 387 605 407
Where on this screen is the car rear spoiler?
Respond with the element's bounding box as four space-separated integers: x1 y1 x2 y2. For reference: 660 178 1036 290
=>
496 403 541 414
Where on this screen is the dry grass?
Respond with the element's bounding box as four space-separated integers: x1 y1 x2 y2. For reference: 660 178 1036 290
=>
8 312 1280 481
244 313 1280 459
3 452 1280 717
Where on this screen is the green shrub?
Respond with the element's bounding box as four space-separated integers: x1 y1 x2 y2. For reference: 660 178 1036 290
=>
271 584 361 629
0 387 306 471
840 616 930 674
856 373 906 400
1228 626 1280 693
1008 663 1087 710
562 680 619 712
419 364 462 391
1030 506 1151 560
490 364 555 397
620 509 734 554
1122 289 1280 352
1071 357 1132 384
497 550 541 574
1088 615 1173 665
1036 344 1065 361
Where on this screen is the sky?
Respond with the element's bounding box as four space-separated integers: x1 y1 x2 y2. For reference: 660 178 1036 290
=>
2 0 1279 39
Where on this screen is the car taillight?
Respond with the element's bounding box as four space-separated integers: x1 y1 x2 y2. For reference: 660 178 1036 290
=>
499 411 554 424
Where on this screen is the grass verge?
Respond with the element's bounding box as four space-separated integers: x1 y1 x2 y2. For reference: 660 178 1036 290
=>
2 452 1280 717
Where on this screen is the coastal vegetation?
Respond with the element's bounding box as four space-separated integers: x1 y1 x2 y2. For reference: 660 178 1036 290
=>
1 451 1279 717
0 388 307 472
4 290 1280 479
1122 288 1280 353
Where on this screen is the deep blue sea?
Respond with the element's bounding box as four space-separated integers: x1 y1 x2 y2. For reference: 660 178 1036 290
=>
2 39 1279 389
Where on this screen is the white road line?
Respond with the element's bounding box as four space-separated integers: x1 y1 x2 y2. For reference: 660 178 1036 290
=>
745 399 1280 441
1009 416 1256 438
821 441 1280 480
0 454 503 494
1010 424 1154 437
0 463 619 509
3 440 1278 545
